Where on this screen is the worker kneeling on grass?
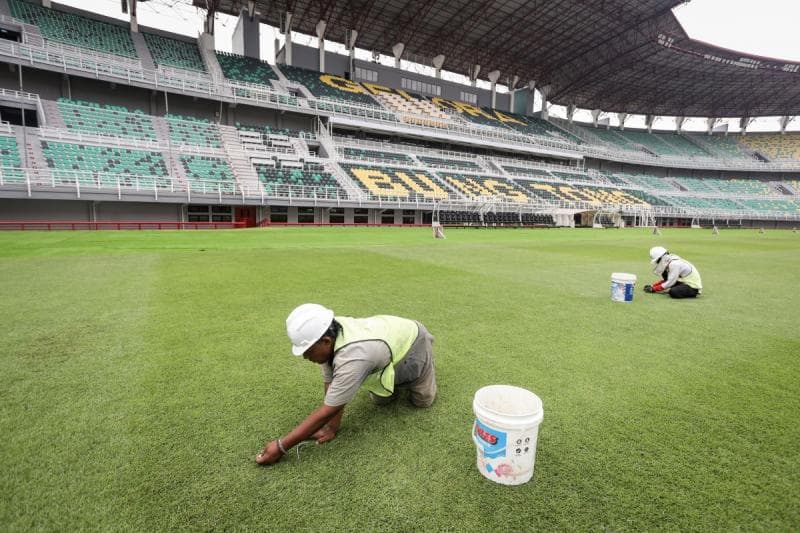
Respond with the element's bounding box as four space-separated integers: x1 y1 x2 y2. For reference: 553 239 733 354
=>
256 303 437 465
643 246 703 299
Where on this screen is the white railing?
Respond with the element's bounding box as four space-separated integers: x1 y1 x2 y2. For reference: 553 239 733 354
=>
2 166 799 220
37 126 225 156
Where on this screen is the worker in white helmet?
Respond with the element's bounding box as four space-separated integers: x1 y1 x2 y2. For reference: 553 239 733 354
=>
256 303 437 465
644 246 703 298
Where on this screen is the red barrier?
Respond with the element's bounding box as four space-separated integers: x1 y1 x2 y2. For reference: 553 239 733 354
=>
0 221 248 231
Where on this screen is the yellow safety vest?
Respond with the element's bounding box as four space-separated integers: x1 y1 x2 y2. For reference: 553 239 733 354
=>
677 261 703 290
333 316 419 397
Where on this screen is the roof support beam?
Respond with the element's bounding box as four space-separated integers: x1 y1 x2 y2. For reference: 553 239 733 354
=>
433 54 445 79
392 43 405 69
470 64 481 87
675 116 685 133
617 113 628 131
347 29 359 78
487 70 500 109
645 114 655 133
780 116 795 134
566 104 576 123
591 109 602 128
316 20 327 73
282 12 294 66
507 75 519 113
739 117 754 136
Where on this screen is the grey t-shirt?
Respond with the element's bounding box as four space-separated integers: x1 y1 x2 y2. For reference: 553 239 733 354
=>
321 322 432 406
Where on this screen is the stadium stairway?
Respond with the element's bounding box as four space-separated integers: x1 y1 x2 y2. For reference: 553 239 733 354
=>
289 137 310 159
130 32 157 72
218 124 262 194
150 116 189 184
15 126 47 179
40 99 66 129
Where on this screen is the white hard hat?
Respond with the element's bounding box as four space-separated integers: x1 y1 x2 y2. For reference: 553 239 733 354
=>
649 246 668 264
286 303 334 356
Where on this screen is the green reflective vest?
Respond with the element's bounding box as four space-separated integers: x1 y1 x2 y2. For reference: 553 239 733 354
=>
333 315 419 397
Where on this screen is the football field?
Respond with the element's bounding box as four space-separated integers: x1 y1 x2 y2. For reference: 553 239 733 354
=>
1 227 798 530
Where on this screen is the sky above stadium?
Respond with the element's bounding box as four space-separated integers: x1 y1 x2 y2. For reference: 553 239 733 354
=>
51 0 800 130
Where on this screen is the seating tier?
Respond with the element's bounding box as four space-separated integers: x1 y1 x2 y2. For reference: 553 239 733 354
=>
9 0 137 58
144 33 206 72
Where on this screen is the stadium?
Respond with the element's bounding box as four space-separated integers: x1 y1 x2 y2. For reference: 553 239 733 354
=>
1 0 798 530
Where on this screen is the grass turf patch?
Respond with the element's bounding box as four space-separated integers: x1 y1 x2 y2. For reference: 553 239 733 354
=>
1 227 798 530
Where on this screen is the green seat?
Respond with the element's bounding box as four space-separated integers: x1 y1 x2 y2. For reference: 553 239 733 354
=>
41 141 170 188
143 33 206 72
216 52 278 84
9 0 137 58
167 115 221 148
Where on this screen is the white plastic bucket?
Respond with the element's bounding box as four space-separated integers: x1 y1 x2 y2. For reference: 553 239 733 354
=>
472 385 544 486
610 272 637 302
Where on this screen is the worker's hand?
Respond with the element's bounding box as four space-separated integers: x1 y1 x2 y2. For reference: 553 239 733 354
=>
255 440 283 465
311 424 337 444
644 285 654 293
652 281 665 293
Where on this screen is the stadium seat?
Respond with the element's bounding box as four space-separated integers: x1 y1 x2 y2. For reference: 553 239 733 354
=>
340 163 449 200
255 162 344 198
166 115 222 148
515 179 652 206
438 173 532 203
340 147 414 165
143 33 206 72
738 133 800 161
0 136 24 182
9 0 138 59
687 134 754 160
180 155 235 191
57 98 157 141
279 65 381 107
216 52 278 85
417 155 482 171
41 141 169 188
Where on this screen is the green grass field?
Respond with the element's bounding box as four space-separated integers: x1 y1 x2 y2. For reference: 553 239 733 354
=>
1 227 798 531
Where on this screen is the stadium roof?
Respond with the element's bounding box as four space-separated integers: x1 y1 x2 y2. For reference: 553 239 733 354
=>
194 0 800 117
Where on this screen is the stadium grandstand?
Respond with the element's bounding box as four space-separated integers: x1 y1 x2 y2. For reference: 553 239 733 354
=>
0 0 799 229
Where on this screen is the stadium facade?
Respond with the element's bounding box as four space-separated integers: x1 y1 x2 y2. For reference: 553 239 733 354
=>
0 0 799 229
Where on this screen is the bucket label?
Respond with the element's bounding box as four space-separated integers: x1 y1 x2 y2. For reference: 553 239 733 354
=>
611 281 634 302
474 419 507 459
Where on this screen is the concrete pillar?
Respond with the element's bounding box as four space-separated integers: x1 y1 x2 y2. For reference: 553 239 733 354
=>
617 112 628 131
316 20 327 72
706 117 717 135
526 80 536 115
283 12 293 66
233 7 260 58
346 30 358 78
392 42 404 69
566 104 576 123
591 109 602 128
645 114 654 133
507 75 519 112
470 64 481 87
433 54 445 79
739 117 753 136
487 70 500 109
539 84 551 119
